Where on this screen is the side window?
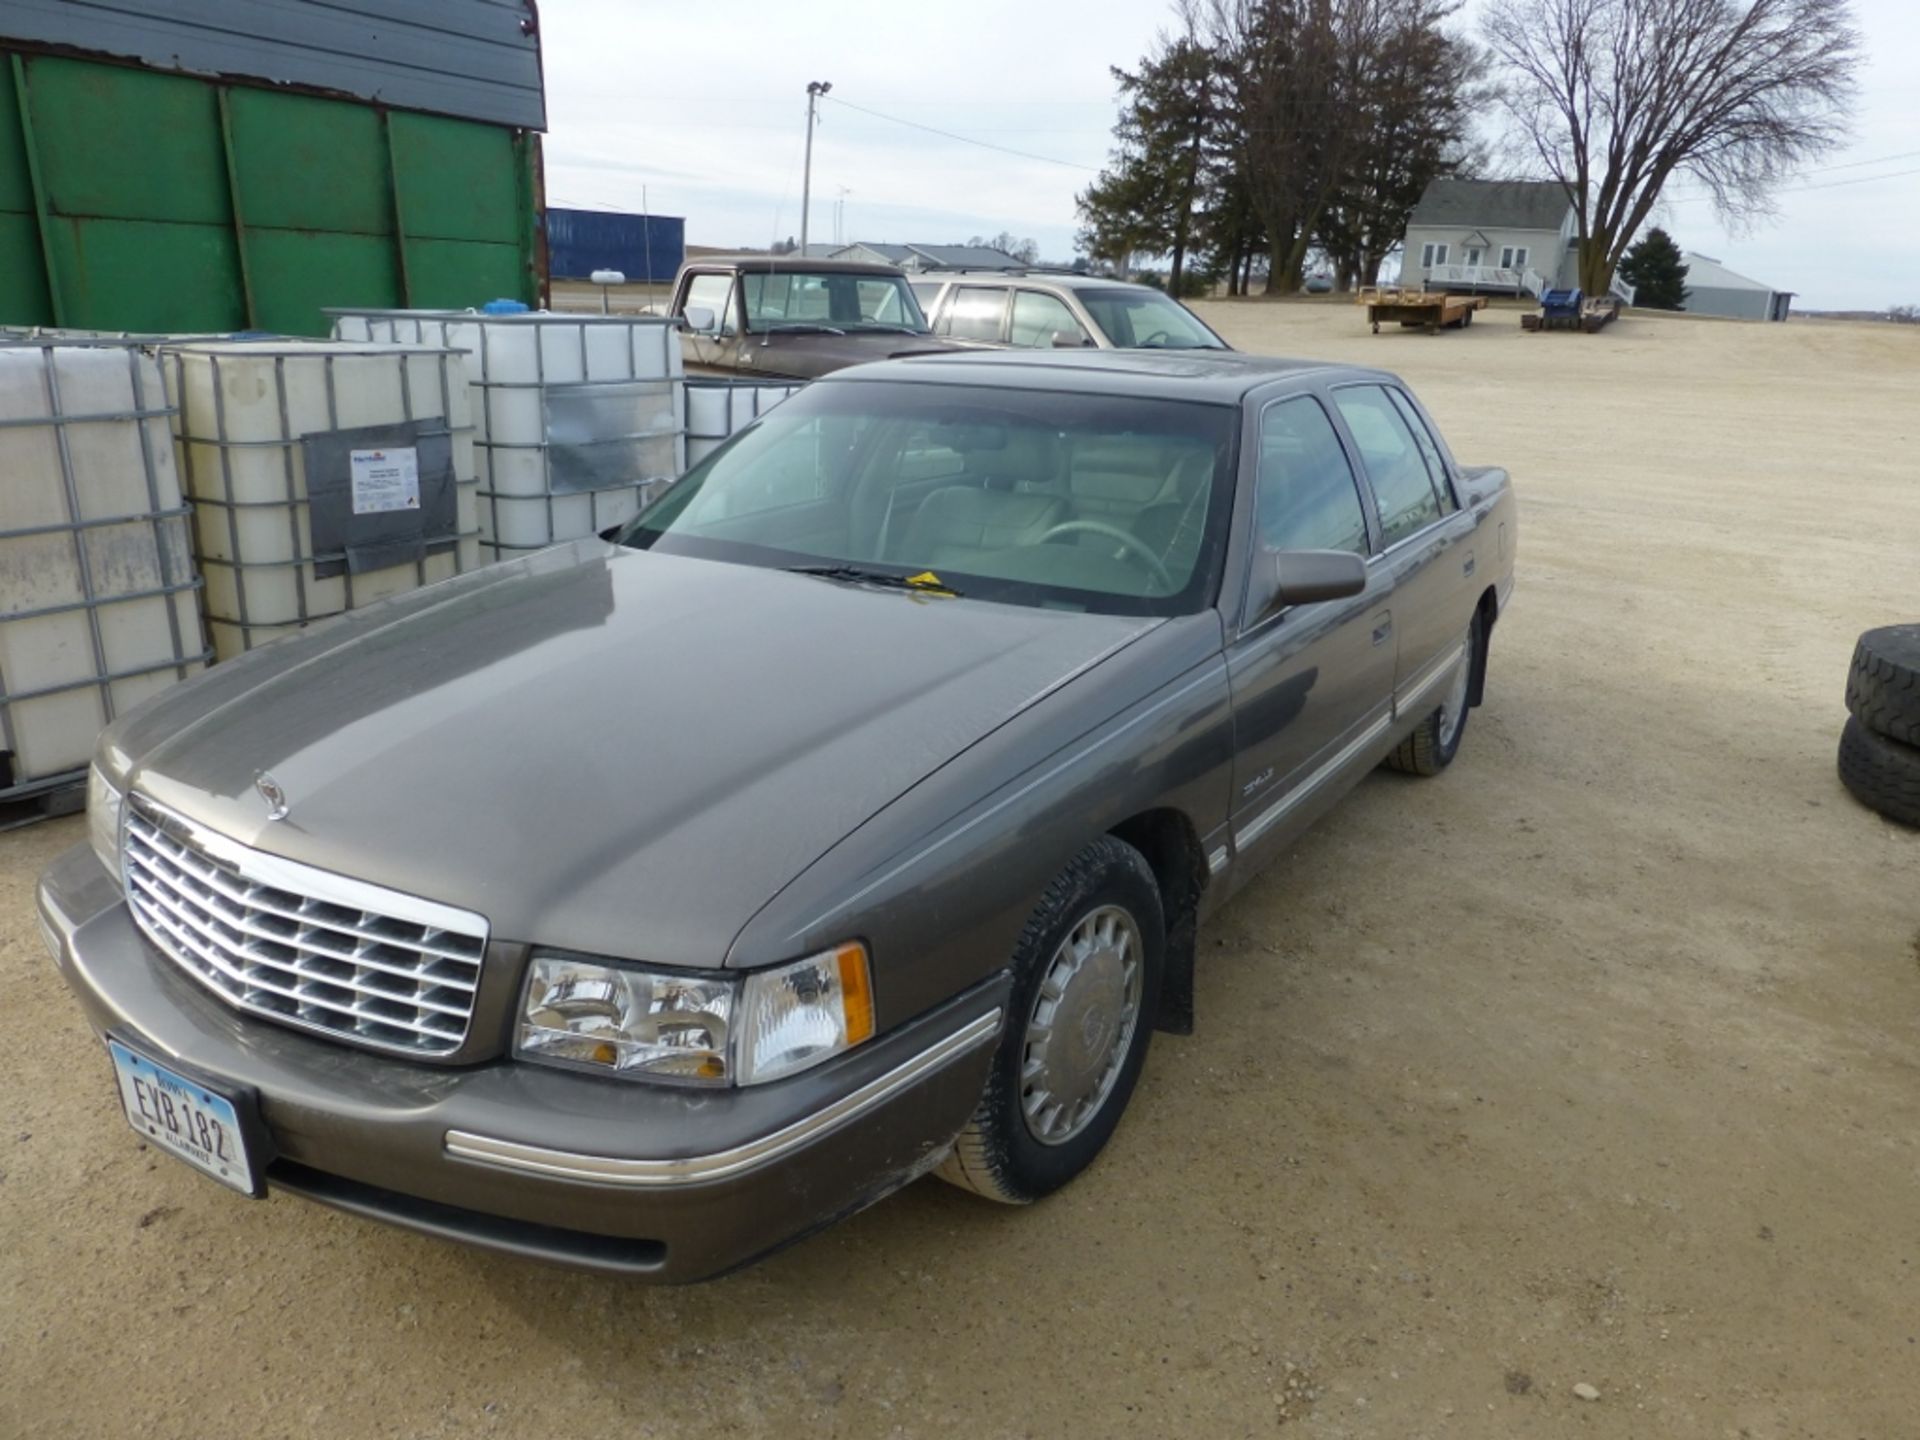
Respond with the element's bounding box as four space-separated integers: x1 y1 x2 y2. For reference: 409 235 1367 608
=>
1010 290 1087 348
945 287 1009 342
909 281 943 315
1256 396 1370 558
681 274 737 335
1333 386 1445 546
1384 388 1456 513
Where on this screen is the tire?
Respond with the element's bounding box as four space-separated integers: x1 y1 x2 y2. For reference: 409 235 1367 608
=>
1844 624 1920 748
936 836 1164 1204
1386 613 1481 776
1836 716 1920 829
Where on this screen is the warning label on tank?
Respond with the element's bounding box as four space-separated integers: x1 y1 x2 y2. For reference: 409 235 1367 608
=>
349 447 421 515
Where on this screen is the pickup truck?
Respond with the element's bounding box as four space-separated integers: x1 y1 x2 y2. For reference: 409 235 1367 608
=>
669 255 963 379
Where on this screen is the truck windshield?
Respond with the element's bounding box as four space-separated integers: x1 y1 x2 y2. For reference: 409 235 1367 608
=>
619 380 1237 617
1078 288 1227 350
740 272 929 333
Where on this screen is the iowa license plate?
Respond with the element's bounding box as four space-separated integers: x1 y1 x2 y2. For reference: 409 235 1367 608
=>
107 1038 260 1196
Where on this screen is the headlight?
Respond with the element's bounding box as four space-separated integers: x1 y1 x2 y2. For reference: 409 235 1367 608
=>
514 942 874 1087
737 942 874 1085
86 764 124 876
517 955 734 1083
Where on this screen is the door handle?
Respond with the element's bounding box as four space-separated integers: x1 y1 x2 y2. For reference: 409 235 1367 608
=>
1463 555 1476 577
1372 619 1393 645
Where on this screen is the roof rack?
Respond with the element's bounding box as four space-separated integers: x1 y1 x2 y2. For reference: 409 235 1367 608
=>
921 266 1093 279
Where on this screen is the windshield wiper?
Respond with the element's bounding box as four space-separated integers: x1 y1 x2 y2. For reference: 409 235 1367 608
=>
787 563 962 597
758 321 846 336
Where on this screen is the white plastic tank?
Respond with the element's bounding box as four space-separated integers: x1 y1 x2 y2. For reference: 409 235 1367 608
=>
683 378 804 467
162 340 481 660
0 342 208 795
329 311 685 562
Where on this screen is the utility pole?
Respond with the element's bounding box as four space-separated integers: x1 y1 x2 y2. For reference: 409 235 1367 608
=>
800 80 831 254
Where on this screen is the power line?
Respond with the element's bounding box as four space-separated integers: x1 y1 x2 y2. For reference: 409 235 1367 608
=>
1666 163 1920 203
1794 147 1920 175
820 94 1100 173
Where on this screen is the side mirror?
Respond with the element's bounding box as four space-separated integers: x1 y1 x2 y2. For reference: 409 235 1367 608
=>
1051 330 1091 349
1252 548 1367 621
679 305 717 334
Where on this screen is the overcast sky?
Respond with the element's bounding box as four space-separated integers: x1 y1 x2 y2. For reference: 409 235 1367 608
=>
541 0 1920 311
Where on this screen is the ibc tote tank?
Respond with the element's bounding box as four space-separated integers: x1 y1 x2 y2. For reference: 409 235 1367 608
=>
328 311 684 562
683 377 804 467
162 340 481 660
0 342 209 797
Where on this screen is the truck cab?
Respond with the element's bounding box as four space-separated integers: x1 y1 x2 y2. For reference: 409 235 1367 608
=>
668 256 962 380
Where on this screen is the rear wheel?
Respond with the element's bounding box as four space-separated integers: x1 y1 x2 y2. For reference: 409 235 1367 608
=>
1386 614 1480 776
936 837 1164 1203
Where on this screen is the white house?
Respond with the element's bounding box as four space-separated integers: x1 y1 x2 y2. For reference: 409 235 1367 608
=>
1678 253 1794 321
1398 179 1580 295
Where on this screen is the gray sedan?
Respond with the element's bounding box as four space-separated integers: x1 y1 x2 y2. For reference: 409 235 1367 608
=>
41 350 1516 1281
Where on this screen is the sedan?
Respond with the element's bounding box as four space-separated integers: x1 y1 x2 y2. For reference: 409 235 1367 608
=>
42 350 1516 1281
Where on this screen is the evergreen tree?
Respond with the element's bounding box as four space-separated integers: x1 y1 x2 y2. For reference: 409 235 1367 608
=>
1618 227 1690 310
1076 34 1216 286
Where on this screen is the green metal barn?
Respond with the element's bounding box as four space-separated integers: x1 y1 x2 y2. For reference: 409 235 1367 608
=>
1 1 546 335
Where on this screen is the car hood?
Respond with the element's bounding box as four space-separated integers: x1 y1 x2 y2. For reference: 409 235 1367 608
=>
118 543 1159 967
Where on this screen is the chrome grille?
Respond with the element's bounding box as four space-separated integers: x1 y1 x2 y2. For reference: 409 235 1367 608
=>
123 797 489 1057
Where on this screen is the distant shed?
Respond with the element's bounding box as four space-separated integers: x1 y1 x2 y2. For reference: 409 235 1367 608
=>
546 210 685 282
1680 253 1794 322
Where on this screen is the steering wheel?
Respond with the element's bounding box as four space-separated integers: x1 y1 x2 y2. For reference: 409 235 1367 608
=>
1136 329 1176 348
1038 520 1176 591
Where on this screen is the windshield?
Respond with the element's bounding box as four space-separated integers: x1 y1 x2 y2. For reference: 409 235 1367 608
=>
1078 288 1227 350
740 271 929 334
619 380 1238 616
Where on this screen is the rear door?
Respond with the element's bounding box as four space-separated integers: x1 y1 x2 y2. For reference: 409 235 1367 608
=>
1329 383 1477 721
1226 393 1396 860
934 285 1011 347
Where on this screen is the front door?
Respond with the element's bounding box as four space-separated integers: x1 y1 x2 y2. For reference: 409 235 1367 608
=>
1464 246 1483 268
1329 384 1477 716
1227 393 1396 862
677 271 744 375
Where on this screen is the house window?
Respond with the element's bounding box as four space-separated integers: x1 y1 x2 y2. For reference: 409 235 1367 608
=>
1420 243 1449 269
1500 246 1530 270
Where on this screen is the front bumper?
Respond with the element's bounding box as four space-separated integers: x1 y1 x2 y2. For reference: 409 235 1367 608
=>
39 843 1006 1282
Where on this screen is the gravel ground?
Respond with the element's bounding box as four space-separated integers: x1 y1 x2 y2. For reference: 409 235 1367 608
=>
2 301 1917 1439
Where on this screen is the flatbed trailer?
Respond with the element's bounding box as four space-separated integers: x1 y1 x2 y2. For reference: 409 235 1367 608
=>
1356 287 1489 334
1522 294 1622 333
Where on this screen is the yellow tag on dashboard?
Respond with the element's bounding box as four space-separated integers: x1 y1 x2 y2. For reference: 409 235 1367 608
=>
907 572 945 588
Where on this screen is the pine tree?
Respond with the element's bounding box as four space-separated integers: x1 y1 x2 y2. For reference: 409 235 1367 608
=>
1617 227 1690 309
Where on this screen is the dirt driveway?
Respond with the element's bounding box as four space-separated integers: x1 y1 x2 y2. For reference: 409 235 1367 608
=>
2 302 1916 1440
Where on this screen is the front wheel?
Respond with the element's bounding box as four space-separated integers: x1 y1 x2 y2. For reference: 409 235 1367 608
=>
1386 613 1482 776
936 837 1164 1203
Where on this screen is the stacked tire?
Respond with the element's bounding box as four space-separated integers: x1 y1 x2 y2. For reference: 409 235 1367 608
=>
1838 624 1920 828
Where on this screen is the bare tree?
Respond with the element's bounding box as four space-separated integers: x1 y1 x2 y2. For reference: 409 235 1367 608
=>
1483 0 1860 295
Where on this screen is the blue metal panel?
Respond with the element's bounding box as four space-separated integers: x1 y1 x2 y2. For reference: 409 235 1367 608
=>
1 0 545 129
545 209 685 282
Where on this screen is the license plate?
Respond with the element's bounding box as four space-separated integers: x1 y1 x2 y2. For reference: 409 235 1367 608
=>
107 1038 260 1195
